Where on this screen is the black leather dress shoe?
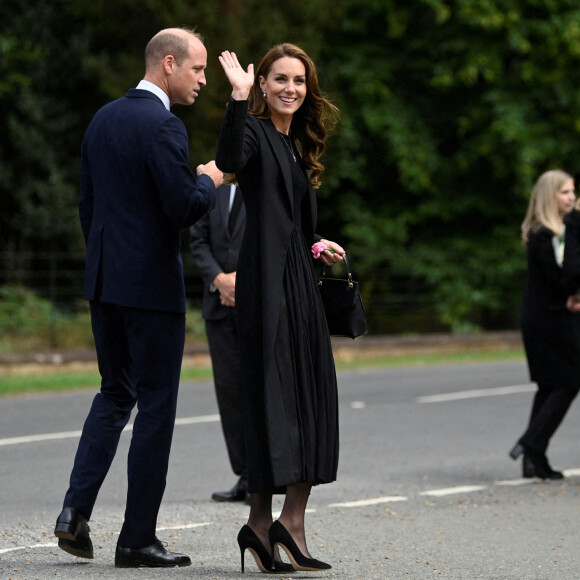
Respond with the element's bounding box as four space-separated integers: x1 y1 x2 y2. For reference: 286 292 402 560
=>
211 477 250 502
54 507 93 559
115 538 191 568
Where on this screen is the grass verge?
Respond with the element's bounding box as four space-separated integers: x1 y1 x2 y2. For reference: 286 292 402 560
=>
0 348 524 397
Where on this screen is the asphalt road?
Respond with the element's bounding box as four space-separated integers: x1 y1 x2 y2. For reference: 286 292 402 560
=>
1 358 580 580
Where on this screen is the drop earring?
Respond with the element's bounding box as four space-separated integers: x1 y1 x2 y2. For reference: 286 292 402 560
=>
263 92 267 99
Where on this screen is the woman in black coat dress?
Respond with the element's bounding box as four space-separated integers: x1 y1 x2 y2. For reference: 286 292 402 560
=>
216 45 343 573
510 169 580 479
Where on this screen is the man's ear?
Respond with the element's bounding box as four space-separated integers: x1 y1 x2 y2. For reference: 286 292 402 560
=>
163 55 175 75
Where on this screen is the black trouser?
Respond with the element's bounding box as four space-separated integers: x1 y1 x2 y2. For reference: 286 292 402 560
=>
206 311 246 477
520 382 579 454
63 301 185 547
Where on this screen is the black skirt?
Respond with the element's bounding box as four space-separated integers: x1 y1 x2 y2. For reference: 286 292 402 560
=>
244 226 339 491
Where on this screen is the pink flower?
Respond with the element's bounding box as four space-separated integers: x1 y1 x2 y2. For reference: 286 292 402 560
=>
312 241 327 259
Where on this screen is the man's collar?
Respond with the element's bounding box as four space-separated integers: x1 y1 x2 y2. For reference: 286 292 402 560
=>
136 80 170 111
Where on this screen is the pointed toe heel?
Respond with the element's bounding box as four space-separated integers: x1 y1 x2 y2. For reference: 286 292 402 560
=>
237 525 294 574
268 520 331 572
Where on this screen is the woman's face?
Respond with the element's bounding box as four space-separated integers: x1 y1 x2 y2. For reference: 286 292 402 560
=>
556 178 576 217
259 56 307 128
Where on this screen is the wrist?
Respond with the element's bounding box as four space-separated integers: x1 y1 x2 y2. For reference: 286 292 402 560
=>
231 90 250 101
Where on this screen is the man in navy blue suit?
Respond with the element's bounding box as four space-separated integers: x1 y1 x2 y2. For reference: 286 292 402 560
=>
54 27 223 568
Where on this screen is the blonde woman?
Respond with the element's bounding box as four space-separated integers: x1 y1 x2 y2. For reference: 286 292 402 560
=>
510 169 580 479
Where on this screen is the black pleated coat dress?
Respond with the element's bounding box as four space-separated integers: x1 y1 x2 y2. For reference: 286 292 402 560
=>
216 98 339 493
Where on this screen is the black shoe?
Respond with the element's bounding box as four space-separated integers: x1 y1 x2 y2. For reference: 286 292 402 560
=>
268 520 331 571
522 455 536 478
211 477 249 502
509 442 525 460
523 451 564 480
237 524 294 574
115 538 191 568
54 507 93 559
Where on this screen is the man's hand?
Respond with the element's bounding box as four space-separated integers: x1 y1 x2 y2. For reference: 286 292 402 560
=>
213 271 236 307
567 295 580 312
197 160 224 189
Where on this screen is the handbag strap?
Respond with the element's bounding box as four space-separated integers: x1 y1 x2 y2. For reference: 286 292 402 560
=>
318 253 354 288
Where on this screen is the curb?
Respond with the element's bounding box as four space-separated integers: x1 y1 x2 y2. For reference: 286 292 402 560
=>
0 331 523 375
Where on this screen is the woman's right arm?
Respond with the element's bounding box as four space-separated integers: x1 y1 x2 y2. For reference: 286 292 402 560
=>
216 51 257 174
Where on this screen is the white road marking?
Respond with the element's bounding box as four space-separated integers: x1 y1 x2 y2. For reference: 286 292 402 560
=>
329 496 407 508
416 384 535 403
0 414 220 447
494 478 534 486
420 485 487 497
174 415 220 426
0 542 57 554
156 522 211 531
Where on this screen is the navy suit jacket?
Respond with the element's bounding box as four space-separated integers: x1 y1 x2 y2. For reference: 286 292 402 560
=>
79 88 215 313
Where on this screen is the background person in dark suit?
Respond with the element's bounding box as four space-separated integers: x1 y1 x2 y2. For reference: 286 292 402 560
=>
53 27 223 569
189 183 249 503
509 169 580 479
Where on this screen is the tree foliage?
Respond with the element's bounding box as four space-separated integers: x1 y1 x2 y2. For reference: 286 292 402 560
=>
2 0 580 331
317 0 580 330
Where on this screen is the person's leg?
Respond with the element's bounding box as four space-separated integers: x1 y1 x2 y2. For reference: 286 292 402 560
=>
528 383 550 424
206 314 246 477
278 481 313 557
117 308 185 547
521 383 579 454
247 490 274 549
63 301 136 518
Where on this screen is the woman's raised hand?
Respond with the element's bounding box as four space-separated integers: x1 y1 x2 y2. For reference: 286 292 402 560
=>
219 51 254 101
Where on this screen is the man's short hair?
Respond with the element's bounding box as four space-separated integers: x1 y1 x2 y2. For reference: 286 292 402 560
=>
145 27 203 68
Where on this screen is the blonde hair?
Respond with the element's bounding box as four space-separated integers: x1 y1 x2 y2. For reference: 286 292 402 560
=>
521 169 572 244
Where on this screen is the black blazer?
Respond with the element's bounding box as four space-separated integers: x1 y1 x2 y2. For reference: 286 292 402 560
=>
79 88 215 313
189 184 246 320
563 209 580 294
522 226 568 323
521 225 580 387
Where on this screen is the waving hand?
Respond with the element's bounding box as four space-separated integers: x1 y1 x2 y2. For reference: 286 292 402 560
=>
219 51 254 101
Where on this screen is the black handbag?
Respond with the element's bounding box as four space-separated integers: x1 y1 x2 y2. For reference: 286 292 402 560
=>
317 254 368 339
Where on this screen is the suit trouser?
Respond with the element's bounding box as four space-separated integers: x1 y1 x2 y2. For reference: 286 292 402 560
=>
63 300 185 547
521 382 580 454
205 312 246 477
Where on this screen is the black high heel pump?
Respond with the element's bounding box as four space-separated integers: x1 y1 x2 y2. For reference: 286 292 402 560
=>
237 525 294 574
268 520 331 572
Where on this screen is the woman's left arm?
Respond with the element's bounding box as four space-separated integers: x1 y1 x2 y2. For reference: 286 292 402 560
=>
317 238 345 266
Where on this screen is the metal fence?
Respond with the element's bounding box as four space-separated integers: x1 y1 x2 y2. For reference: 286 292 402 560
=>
0 250 524 352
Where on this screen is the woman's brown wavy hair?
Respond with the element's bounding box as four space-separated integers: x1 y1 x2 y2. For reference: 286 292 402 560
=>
248 43 339 189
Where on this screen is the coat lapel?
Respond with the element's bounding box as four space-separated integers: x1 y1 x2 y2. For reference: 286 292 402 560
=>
262 120 294 213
